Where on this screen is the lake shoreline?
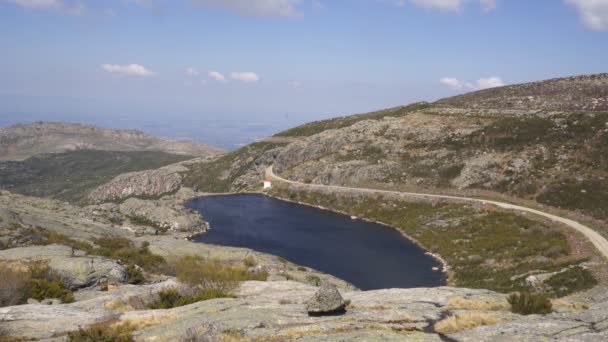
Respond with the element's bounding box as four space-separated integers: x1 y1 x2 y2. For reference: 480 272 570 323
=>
188 192 447 289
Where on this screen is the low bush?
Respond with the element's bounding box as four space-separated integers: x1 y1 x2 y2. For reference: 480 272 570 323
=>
243 256 257 268
93 238 168 276
508 292 552 315
434 312 501 334
125 264 145 285
175 255 268 293
0 261 74 307
26 279 74 303
0 263 29 307
147 287 233 309
305 275 322 286
67 321 135 342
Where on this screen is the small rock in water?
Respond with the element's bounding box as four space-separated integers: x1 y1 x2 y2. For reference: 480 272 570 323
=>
305 283 346 316
432 267 440 271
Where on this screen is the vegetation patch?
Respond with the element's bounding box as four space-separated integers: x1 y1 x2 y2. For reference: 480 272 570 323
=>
275 102 431 137
175 255 268 292
0 261 74 307
508 292 552 315
434 312 502 334
271 187 593 296
536 179 608 220
0 150 191 204
33 230 168 283
67 321 135 342
147 287 233 309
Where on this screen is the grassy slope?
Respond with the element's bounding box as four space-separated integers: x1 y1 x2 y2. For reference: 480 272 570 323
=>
274 102 431 137
0 150 191 204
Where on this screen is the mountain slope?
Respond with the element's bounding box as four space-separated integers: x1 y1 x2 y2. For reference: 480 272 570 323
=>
0 150 193 203
184 74 608 222
0 121 225 161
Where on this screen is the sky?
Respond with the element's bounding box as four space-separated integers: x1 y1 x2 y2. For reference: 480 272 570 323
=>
0 0 607 148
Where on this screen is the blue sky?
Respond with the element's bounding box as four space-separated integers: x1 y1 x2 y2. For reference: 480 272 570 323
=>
0 0 607 148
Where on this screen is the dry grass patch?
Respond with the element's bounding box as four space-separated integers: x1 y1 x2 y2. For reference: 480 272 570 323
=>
434 312 503 334
447 296 510 311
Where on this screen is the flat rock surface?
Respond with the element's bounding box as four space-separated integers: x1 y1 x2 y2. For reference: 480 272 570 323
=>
3 280 607 341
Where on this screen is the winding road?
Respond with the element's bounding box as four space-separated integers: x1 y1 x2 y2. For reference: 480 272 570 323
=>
266 165 608 261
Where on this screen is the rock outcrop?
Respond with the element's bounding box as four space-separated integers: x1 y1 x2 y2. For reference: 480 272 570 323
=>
305 283 346 315
0 245 128 289
87 164 188 204
1 280 607 341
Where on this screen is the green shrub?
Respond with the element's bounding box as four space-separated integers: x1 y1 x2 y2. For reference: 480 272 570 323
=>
0 263 29 307
67 322 135 342
147 288 233 309
305 275 322 286
0 261 74 306
243 256 257 268
26 279 74 303
125 264 145 285
175 255 268 293
93 238 167 275
508 292 552 315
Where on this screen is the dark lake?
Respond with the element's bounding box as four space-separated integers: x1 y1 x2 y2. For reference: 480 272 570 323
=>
188 194 444 290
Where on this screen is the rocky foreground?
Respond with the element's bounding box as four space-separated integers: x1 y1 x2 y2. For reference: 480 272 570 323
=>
2 279 608 341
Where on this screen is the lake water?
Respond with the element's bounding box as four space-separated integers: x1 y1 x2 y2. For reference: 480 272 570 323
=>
188 194 444 290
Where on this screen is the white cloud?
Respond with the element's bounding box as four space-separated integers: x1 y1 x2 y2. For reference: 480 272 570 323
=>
208 71 227 82
186 67 199 76
476 76 504 89
191 0 300 17
101 64 155 76
440 76 505 90
440 77 465 89
566 0 608 31
2 0 84 14
410 0 461 12
387 0 497 12
231 72 260 83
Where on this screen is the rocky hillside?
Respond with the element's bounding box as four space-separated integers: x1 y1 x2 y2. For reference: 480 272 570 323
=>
0 150 194 204
184 74 608 223
0 121 225 161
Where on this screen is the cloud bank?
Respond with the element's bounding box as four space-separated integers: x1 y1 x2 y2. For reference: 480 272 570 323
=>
101 64 155 76
440 76 505 90
208 71 227 82
191 0 300 17
566 0 608 31
389 0 497 12
231 72 260 83
2 0 84 14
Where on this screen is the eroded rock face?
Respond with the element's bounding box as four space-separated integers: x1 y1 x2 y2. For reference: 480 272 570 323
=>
0 245 128 289
88 164 187 204
305 283 346 315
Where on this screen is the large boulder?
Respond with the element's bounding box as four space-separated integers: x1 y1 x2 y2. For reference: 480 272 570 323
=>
305 283 346 315
0 244 128 289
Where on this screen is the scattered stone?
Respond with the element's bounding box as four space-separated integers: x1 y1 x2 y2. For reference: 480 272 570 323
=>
305 283 346 316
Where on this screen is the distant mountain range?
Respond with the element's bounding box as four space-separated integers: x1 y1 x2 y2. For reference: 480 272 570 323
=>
0 121 226 161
